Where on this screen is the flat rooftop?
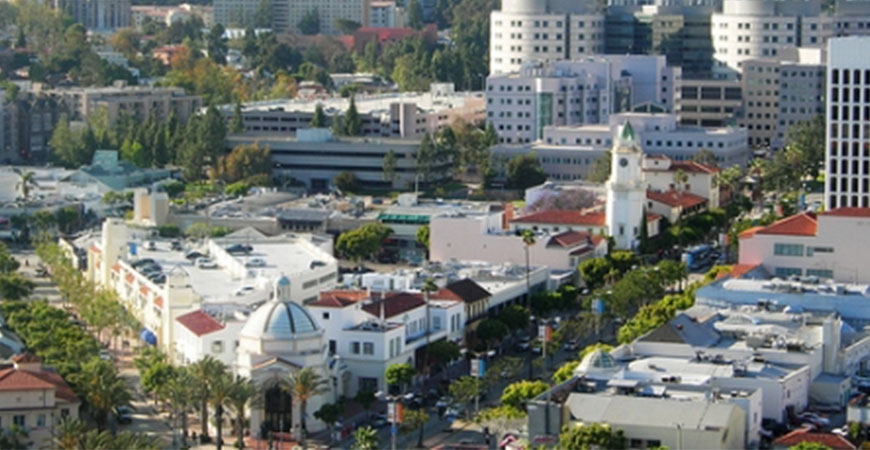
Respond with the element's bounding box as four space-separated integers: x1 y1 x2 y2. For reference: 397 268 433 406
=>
227 90 484 116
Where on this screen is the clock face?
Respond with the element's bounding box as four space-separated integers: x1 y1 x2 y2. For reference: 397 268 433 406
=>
619 158 629 168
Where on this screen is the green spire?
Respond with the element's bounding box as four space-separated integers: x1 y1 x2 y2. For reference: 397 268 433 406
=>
620 121 636 142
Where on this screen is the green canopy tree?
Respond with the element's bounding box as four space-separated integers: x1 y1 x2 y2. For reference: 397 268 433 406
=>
559 422 627 450
475 318 509 348
500 380 548 410
506 153 547 190
298 8 320 35
407 0 424 29
283 367 329 448
345 96 362 136
498 305 529 330
586 151 612 183
428 340 461 368
351 426 379 450
385 363 414 394
382 149 398 184
74 357 132 432
311 104 326 128
335 223 393 266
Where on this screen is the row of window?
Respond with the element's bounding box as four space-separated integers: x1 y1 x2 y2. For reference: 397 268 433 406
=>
774 267 834 278
829 177 870 195
829 194 870 208
774 243 836 257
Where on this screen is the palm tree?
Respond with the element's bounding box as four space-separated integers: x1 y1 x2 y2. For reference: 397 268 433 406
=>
283 367 329 449
210 372 235 450
351 426 379 450
521 229 536 380
75 357 132 432
53 418 85 450
225 377 257 449
673 168 689 193
164 367 195 448
190 356 227 444
13 168 37 204
419 277 437 448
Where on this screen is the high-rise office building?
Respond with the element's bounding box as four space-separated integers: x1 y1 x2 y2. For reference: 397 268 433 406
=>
825 37 870 209
54 0 131 31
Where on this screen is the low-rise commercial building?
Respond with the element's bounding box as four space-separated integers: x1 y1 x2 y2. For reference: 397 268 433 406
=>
679 79 743 128
48 84 202 124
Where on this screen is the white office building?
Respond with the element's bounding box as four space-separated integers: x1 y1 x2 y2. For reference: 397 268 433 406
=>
711 0 870 80
486 57 680 144
489 0 605 75
825 37 870 210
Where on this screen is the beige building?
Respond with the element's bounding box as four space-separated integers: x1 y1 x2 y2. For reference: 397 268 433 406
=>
217 0 371 34
54 0 131 31
679 79 742 128
0 354 80 449
48 84 202 124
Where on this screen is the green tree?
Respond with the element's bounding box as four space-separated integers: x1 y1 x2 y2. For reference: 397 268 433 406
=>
416 224 430 250
385 363 415 394
283 367 329 448
522 229 536 310
215 142 271 183
333 171 359 192
553 360 580 383
355 390 376 410
209 372 235 450
428 339 461 369
74 357 132 432
14 169 37 205
498 305 529 330
335 223 393 266
207 23 228 64
609 250 640 275
448 376 483 418
189 356 227 443
298 8 321 35
311 103 327 128
333 18 362 34
692 149 719 167
254 0 272 27
0 273 35 300
383 149 398 184
345 96 362 136
49 115 90 169
788 443 833 450
475 318 509 348
230 102 245 134
579 343 614 360
314 402 344 430
402 408 429 447
500 380 548 410
785 114 825 180
226 377 257 449
506 153 546 190
351 426 379 450
559 422 627 450
415 133 438 183
407 0 424 29
586 151 612 183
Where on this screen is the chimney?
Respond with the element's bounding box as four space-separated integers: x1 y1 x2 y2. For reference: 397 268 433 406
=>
503 203 514 230
380 299 385 324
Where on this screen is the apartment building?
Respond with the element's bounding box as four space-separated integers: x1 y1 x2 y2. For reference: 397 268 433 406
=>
739 49 825 149
268 0 369 34
48 85 202 124
370 0 403 28
679 79 742 128
485 56 680 144
711 0 870 79
54 0 131 31
825 37 870 209
489 0 605 75
0 93 62 163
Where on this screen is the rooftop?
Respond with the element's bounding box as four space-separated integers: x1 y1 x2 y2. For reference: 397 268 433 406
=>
752 212 818 237
646 189 708 208
773 428 857 450
432 279 491 303
361 292 425 319
0 364 78 403
511 210 607 226
563 392 740 431
176 310 226 337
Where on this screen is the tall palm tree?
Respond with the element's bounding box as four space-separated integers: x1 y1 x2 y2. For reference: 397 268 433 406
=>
226 377 258 449
419 277 438 448
190 356 227 444
74 357 132 432
210 372 235 450
164 367 195 448
53 418 85 450
521 229 536 380
13 168 37 204
283 367 329 449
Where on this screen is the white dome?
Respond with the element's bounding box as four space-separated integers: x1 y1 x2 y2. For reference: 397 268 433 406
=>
241 300 321 340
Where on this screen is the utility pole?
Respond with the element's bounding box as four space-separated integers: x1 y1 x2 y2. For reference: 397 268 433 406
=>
540 323 551 437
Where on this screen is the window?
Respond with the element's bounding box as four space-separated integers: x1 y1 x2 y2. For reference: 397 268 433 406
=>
806 269 834 278
359 377 378 392
351 342 360 354
433 316 442 330
329 340 336 354
37 414 46 427
322 312 330 320
775 267 802 277
363 342 374 355
773 243 804 256
61 409 70 419
211 341 224 354
807 246 834 256
13 415 25 427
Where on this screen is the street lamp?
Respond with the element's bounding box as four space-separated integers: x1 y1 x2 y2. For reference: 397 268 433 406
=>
375 391 402 450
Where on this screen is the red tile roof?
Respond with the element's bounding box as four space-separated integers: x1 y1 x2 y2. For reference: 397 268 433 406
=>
125 273 134 283
176 310 225 337
362 293 425 319
154 296 164 309
112 263 121 273
670 161 721 174
432 279 490 303
822 207 870 218
755 212 818 237
310 290 369 308
140 285 150 296
646 213 662 222
738 226 764 239
546 230 594 248
646 190 708 208
90 245 101 254
0 367 79 403
512 210 607 227
773 428 856 450
11 353 41 364
729 264 760 279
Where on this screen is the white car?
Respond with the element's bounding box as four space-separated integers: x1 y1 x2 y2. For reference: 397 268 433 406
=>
245 258 266 268
235 286 255 296
196 258 218 269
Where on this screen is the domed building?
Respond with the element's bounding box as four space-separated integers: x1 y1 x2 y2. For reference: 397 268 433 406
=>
236 275 341 439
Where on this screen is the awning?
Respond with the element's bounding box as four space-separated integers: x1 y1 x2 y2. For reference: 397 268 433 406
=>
376 213 430 224
140 329 157 346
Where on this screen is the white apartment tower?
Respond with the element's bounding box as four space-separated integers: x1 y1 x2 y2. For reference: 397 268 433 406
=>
489 0 604 75
606 122 646 250
825 37 870 210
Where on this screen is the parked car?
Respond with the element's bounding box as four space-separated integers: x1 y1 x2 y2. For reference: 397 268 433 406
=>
245 258 267 268
371 414 388 429
514 342 531 352
145 241 156 251
131 258 157 268
234 286 255 296
185 251 205 261
170 241 183 251
797 412 830 426
196 258 218 269
226 244 253 254
116 406 133 425
563 339 579 351
148 273 167 284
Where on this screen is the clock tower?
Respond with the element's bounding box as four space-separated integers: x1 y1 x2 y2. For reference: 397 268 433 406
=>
606 121 646 250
